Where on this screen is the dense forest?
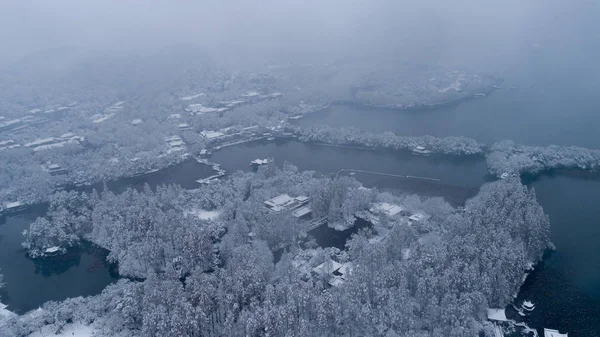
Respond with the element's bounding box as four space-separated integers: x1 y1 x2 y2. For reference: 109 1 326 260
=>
486 140 600 177
3 164 551 336
296 125 485 156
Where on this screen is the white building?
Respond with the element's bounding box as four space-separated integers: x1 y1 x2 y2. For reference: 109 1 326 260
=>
292 206 312 219
200 130 225 140
544 328 568 337
178 123 191 131
130 119 143 125
264 194 310 213
486 308 508 322
409 212 430 222
370 202 404 217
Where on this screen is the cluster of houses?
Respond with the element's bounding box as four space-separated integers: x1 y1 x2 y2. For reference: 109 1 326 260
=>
264 193 312 219
91 101 125 124
41 162 68 176
165 135 187 154
23 133 84 152
184 91 283 114
0 139 21 151
0 115 51 134
368 202 430 226
487 302 568 337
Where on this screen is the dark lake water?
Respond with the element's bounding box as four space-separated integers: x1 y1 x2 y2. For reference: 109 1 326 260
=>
0 207 118 314
517 173 600 336
71 157 216 194
211 140 489 206
292 36 600 335
0 158 217 314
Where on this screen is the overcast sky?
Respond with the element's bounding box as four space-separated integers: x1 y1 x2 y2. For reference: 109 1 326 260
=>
0 0 598 69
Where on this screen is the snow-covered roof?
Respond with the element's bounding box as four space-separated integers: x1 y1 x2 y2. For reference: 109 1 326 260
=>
487 308 508 322
409 212 430 222
5 201 23 209
200 131 225 139
48 164 61 170
242 91 260 97
130 119 143 125
265 194 293 207
92 113 114 123
312 260 343 276
180 93 205 101
0 139 15 146
544 328 568 337
292 206 312 218
251 158 270 165
370 202 404 216
336 262 352 277
44 246 60 253
33 142 68 152
178 123 190 128
25 137 57 147
296 195 310 203
168 113 181 119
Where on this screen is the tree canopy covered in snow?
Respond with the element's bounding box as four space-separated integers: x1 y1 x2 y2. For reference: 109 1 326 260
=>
7 166 551 337
296 125 485 156
486 140 600 177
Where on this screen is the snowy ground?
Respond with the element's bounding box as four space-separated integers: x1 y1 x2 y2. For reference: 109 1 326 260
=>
186 209 222 221
28 323 96 337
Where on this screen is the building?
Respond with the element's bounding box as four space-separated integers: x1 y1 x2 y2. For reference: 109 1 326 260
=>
264 194 310 213
178 123 191 131
24 133 84 152
312 260 352 287
130 119 143 126
486 308 508 322
292 206 312 219
42 163 68 176
165 135 187 153
0 139 20 151
200 130 225 140
370 202 404 217
408 212 430 222
1 201 25 215
544 328 568 337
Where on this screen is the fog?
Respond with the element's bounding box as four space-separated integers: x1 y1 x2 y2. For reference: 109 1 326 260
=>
2 0 598 69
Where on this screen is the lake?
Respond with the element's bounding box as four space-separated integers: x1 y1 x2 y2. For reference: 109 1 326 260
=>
0 158 218 314
211 140 489 206
0 207 118 314
70 157 217 194
291 41 600 335
517 173 600 336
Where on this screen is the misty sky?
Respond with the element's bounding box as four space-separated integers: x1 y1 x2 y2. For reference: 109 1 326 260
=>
1 0 599 69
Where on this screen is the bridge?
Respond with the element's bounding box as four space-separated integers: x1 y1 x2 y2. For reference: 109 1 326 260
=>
336 169 441 182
